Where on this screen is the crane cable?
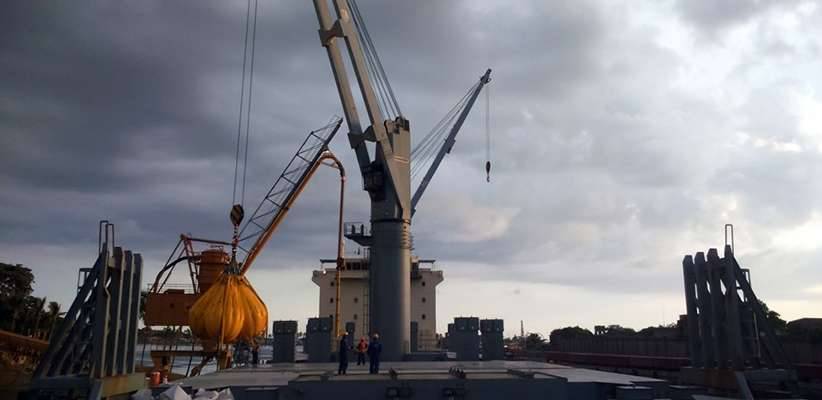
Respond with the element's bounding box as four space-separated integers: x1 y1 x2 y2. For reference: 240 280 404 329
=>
347 0 401 119
410 102 465 181
485 82 491 183
231 0 259 209
241 0 259 206
230 0 258 257
410 79 489 185
224 0 258 359
411 82 477 160
410 81 479 181
231 0 252 207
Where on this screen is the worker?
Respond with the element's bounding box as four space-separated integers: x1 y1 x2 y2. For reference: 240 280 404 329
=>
337 332 350 375
356 336 368 366
368 333 382 374
234 340 249 367
160 356 170 384
251 342 259 366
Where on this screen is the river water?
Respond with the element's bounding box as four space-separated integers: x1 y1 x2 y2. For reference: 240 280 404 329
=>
135 343 305 376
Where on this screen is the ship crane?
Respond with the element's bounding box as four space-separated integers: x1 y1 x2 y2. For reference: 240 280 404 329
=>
143 118 346 373
146 118 345 305
313 0 492 359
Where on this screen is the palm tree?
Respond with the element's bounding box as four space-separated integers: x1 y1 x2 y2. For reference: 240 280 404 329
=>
30 297 46 336
46 301 63 340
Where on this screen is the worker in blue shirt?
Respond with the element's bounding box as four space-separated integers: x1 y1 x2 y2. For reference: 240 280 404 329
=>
368 333 382 374
338 332 350 375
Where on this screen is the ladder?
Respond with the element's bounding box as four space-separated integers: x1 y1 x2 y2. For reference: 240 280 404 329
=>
362 248 370 336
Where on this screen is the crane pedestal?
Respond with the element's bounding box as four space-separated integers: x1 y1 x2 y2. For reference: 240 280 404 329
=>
369 219 412 361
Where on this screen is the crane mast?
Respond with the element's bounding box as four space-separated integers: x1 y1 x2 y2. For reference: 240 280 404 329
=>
314 0 412 360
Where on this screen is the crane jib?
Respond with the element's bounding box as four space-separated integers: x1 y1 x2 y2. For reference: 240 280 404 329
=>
236 117 343 273
410 69 492 216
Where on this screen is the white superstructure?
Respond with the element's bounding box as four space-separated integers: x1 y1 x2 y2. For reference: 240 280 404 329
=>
312 256 443 351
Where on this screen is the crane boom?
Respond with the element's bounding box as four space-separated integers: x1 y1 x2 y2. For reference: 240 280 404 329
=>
411 69 492 216
314 0 410 215
236 118 342 274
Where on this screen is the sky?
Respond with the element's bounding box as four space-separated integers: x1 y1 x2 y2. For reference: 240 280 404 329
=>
2 1 822 339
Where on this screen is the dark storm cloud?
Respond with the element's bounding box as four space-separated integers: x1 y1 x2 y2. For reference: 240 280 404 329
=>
0 0 610 257
0 1 339 252
2 3 228 189
3 0 822 323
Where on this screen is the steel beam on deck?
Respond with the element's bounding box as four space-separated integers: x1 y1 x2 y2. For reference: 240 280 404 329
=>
32 224 144 398
126 253 142 374
105 247 124 376
682 255 701 367
116 250 133 375
707 249 727 369
721 248 744 370
693 252 714 367
34 255 102 378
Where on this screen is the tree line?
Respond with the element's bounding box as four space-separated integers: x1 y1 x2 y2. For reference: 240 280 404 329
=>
510 301 822 351
0 262 64 339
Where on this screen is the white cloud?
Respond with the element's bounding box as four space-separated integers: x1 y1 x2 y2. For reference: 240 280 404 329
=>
772 213 822 252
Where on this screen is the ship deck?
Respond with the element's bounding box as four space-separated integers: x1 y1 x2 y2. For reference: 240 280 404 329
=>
161 360 670 399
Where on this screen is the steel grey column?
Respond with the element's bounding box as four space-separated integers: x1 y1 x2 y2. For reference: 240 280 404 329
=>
370 217 411 358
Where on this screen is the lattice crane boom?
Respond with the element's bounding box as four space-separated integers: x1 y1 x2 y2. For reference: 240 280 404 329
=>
236 117 343 274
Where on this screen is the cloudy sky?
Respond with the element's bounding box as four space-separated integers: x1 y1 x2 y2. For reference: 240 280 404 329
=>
3 1 822 338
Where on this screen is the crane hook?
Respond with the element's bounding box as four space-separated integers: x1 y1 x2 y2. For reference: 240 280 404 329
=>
229 204 245 274
485 161 491 182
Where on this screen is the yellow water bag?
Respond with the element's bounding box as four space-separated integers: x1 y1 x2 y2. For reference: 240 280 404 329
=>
189 272 268 344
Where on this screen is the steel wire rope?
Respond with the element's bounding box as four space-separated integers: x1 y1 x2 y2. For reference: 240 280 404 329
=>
348 0 395 119
410 100 462 172
411 81 479 160
410 83 477 179
411 119 456 180
348 0 401 117
485 81 491 182
354 2 401 116
410 115 457 181
240 0 259 206
232 0 253 206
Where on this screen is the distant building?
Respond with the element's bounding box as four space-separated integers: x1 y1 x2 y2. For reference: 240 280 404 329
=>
312 255 444 351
